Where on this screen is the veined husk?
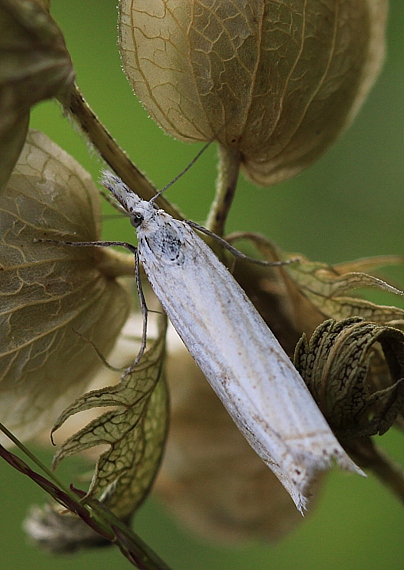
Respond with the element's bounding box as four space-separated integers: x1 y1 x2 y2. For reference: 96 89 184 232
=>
119 0 387 185
0 0 74 192
0 130 130 442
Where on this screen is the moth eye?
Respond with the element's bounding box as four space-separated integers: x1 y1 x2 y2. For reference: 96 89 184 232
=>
130 213 144 228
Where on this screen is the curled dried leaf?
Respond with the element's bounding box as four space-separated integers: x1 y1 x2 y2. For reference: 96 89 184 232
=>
51 314 169 521
0 0 74 192
285 253 404 324
119 0 387 185
294 317 404 439
0 130 131 443
226 238 404 504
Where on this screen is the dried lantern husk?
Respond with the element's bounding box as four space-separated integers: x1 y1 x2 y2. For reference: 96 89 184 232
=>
0 0 74 192
119 0 387 185
0 130 131 442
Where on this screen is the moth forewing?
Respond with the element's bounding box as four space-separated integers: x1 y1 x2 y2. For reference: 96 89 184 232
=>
103 173 364 512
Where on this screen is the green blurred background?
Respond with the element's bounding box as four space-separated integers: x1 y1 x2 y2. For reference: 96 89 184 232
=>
1 1 404 568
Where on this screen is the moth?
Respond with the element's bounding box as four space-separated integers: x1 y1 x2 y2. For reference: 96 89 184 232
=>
99 172 363 513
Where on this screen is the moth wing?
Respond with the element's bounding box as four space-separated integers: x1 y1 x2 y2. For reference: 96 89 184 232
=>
138 218 363 511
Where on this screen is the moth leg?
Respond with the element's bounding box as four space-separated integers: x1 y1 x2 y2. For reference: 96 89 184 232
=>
34 238 137 252
35 238 150 376
122 248 149 377
186 221 300 267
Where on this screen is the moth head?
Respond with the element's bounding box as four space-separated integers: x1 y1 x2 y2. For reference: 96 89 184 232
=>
130 211 144 228
129 200 157 232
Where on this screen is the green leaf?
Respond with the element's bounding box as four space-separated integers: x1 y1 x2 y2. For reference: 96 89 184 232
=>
51 314 169 519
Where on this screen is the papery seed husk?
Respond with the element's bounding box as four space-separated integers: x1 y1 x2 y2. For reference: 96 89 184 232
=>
119 0 387 185
0 130 130 443
0 0 74 191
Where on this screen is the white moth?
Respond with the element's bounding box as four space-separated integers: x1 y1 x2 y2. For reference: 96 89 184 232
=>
102 172 363 513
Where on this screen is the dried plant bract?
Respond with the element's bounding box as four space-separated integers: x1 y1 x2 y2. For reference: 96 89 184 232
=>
0 131 130 443
0 0 74 192
119 0 387 185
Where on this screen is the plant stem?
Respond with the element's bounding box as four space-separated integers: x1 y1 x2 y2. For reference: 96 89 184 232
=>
0 422 74 500
206 145 241 236
0 424 171 569
345 437 404 503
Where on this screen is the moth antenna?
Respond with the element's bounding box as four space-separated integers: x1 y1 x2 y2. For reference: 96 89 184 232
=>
150 118 231 204
150 137 215 204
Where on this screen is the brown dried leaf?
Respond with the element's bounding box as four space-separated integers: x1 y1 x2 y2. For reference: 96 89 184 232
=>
0 0 74 192
119 0 387 185
52 315 169 520
229 233 404 331
294 318 404 439
285 256 404 322
0 130 130 443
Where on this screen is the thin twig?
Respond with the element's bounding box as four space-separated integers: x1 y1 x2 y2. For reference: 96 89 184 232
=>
0 422 74 500
344 437 404 503
205 145 241 236
0 425 172 569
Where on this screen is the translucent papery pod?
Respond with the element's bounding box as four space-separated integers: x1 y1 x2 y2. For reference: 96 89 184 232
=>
119 0 387 188
0 130 132 443
24 314 169 554
0 0 74 193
